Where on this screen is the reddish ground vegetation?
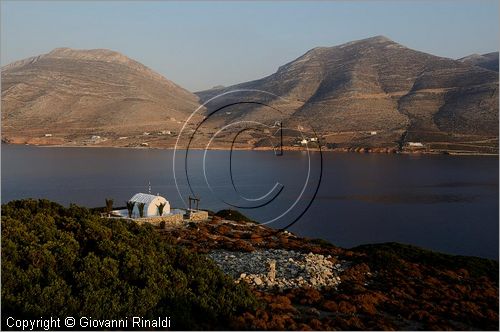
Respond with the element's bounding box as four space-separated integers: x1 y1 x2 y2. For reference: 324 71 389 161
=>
159 217 498 330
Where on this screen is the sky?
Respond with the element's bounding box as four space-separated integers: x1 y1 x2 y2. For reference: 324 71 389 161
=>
1 0 498 91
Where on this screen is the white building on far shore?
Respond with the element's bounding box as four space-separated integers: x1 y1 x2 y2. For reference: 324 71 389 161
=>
408 142 424 147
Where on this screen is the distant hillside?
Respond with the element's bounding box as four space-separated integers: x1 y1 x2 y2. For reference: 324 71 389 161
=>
2 40 498 153
459 52 499 72
1 48 201 147
197 36 499 154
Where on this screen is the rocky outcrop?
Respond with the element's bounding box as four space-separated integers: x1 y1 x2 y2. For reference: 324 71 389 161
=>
209 249 347 290
158 215 498 330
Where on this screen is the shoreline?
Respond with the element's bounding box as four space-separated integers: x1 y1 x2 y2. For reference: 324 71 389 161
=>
3 142 498 157
26 202 500 261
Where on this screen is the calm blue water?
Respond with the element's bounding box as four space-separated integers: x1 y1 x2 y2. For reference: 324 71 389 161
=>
2 144 498 259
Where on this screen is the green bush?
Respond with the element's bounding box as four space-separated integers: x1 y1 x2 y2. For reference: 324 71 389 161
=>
156 202 167 216
105 198 114 214
1 199 259 330
126 201 135 218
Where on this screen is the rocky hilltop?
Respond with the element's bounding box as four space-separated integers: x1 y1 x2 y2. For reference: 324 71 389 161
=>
3 199 498 330
460 52 499 72
1 48 201 147
159 209 499 330
197 36 499 154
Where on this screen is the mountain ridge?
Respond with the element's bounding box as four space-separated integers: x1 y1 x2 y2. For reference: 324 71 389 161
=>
2 38 498 153
1 47 201 147
459 51 499 72
196 36 498 154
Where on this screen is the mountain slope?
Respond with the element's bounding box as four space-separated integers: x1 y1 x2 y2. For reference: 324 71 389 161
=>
2 41 497 153
1 48 201 146
197 36 498 153
459 52 499 72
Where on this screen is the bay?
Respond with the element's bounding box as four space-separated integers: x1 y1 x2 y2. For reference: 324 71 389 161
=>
2 144 498 259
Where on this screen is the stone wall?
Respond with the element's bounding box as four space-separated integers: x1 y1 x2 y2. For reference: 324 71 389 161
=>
188 210 209 221
112 209 208 227
135 213 184 225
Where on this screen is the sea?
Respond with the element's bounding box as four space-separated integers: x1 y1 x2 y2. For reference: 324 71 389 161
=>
2 144 498 259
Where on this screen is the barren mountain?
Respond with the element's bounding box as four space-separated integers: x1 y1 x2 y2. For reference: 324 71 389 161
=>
459 52 499 72
197 36 499 154
2 39 498 153
1 48 201 147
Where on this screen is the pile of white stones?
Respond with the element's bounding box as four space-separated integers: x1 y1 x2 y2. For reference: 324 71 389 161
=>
208 249 348 290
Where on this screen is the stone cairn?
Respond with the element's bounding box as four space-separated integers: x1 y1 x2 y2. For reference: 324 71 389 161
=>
267 259 276 283
209 249 348 290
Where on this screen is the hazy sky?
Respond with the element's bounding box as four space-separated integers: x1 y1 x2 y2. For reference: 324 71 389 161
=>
1 1 498 91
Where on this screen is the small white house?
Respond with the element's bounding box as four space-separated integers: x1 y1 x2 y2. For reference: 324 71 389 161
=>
408 142 424 147
300 139 309 145
44 133 53 137
370 131 377 135
129 193 170 217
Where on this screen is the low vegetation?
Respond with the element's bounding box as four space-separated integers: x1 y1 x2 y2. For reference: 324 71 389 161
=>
354 242 499 282
1 199 259 330
2 199 498 330
215 209 257 223
162 211 499 330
